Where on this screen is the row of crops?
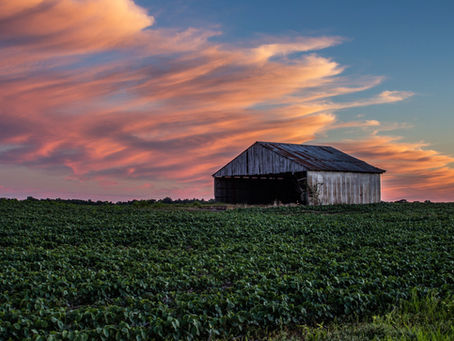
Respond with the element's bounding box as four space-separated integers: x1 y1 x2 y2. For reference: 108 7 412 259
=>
1 199 453 339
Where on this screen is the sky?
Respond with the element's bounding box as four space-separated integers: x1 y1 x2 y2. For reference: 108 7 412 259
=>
0 0 453 202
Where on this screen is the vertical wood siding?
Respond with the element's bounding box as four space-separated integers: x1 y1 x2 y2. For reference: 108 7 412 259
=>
307 171 381 205
214 144 306 177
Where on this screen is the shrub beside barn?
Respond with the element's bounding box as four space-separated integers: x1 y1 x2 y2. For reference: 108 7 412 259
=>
213 142 385 205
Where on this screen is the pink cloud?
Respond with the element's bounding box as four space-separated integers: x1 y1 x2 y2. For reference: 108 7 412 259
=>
0 0 152 52
334 135 454 202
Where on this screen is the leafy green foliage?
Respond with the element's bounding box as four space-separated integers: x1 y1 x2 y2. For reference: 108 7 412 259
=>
270 289 454 340
0 200 453 339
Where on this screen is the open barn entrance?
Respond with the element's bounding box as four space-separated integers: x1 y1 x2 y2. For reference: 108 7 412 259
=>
214 172 306 204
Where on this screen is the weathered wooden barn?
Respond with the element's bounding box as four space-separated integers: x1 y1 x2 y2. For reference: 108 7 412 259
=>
213 142 385 205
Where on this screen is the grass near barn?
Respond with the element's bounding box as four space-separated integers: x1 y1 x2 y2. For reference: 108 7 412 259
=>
0 199 453 340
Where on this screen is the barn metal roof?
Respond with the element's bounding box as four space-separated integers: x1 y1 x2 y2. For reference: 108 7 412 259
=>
258 142 385 173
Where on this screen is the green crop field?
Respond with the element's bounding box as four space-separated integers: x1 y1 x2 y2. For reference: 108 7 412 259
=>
1 199 453 340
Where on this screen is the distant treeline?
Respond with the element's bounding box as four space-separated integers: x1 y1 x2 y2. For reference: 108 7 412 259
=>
4 196 216 206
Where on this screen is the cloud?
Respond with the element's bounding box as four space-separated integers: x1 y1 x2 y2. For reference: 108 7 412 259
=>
249 36 343 62
334 135 454 201
320 90 415 111
0 0 153 52
0 0 452 201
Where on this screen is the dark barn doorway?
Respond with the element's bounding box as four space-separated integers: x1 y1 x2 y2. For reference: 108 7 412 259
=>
214 172 306 204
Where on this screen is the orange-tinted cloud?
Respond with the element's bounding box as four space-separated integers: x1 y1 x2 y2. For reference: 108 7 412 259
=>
0 0 452 201
0 0 152 51
334 135 454 202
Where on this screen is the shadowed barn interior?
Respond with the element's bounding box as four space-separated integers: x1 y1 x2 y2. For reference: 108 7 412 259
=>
213 142 385 205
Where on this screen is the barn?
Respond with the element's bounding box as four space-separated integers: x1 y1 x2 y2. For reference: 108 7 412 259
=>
213 142 385 205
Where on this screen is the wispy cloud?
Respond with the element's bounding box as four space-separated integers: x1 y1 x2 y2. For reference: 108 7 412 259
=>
334 135 454 201
0 0 452 201
0 0 152 51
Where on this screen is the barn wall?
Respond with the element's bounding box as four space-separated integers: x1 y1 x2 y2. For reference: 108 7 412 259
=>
214 143 306 177
306 171 381 205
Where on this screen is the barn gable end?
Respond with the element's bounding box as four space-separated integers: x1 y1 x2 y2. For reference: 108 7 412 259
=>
213 142 306 177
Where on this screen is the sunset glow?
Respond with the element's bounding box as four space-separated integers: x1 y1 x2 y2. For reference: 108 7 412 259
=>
1 0 453 201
